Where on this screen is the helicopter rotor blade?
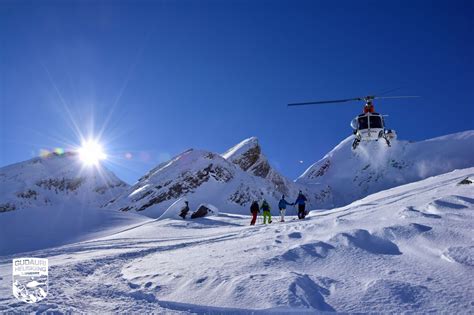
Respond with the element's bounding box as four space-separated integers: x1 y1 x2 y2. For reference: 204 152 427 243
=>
374 95 420 100
376 86 403 96
288 97 363 106
288 95 420 107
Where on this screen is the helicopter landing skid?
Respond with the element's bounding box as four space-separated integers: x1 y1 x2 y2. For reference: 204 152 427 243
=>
379 130 391 147
352 137 361 150
352 133 391 150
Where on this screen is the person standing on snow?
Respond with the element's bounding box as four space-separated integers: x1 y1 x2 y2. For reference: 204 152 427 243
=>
250 201 260 225
294 191 308 219
278 195 293 222
260 200 272 224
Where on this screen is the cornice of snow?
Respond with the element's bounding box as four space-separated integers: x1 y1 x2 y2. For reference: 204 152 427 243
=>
221 136 259 160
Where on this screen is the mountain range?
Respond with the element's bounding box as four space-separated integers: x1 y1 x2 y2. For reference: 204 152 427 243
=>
1 130 473 219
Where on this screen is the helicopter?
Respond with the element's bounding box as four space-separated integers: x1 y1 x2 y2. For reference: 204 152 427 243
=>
288 95 419 150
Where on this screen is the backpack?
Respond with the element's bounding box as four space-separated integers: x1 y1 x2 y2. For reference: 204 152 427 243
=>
261 202 270 212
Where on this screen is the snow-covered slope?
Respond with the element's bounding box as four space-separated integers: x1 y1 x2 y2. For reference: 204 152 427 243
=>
298 130 474 207
0 152 149 255
1 167 472 313
0 202 150 256
108 139 310 218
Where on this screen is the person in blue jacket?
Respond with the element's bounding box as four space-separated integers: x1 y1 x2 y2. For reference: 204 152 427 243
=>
294 191 308 219
278 195 293 222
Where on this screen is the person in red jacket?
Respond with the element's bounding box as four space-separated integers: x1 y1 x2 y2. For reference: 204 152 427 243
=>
250 201 260 225
364 101 375 113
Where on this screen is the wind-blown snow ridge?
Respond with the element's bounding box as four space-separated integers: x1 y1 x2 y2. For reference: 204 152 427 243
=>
221 136 259 160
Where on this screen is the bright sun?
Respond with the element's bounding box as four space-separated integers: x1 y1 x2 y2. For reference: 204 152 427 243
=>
78 140 107 166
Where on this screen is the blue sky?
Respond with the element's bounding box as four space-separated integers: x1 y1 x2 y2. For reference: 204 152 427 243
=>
1 0 473 184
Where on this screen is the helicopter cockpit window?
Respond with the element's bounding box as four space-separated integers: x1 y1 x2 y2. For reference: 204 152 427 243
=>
358 116 369 130
369 116 383 129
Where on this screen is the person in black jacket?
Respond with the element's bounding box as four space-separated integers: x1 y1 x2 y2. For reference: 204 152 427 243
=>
250 201 259 225
294 191 308 219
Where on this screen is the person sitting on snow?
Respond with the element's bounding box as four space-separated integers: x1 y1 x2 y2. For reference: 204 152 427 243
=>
278 195 293 222
179 201 190 219
260 200 272 224
250 201 260 225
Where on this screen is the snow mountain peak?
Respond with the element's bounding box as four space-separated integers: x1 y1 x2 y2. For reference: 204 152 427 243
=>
222 136 276 180
222 136 259 159
107 138 306 217
0 152 128 212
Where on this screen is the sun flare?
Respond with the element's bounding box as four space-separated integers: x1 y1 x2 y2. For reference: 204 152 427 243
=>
77 140 107 166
